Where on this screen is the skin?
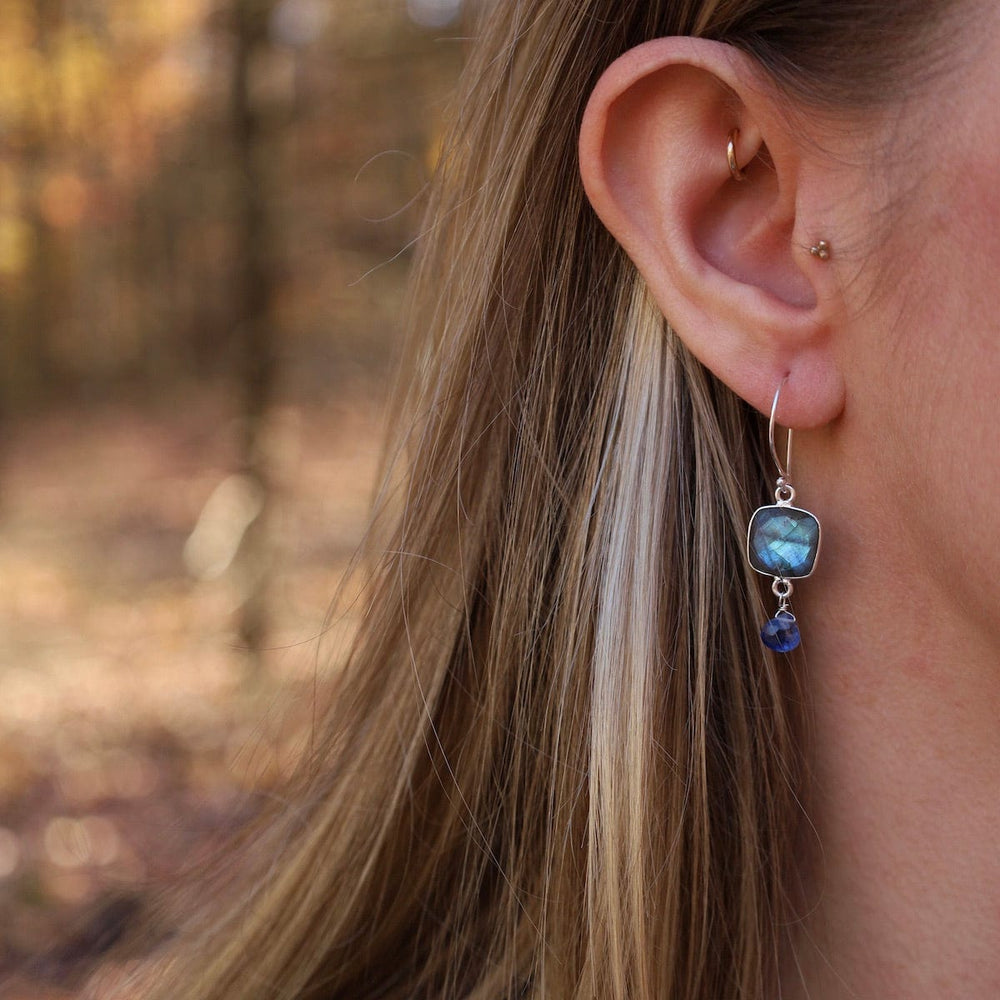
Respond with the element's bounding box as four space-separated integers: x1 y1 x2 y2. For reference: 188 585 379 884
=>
579 10 1000 999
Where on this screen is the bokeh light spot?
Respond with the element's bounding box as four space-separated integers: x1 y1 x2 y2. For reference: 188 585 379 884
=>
407 0 463 29
0 827 21 879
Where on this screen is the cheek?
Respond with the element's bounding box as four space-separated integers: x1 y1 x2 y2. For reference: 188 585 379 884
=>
882 160 1000 626
921 160 1000 452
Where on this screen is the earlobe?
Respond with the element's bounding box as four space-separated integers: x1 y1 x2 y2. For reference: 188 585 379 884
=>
579 37 845 428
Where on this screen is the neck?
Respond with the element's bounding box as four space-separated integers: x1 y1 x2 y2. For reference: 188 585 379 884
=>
780 494 1000 998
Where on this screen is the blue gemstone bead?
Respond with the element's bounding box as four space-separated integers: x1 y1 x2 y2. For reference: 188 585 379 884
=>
748 505 820 578
760 615 801 653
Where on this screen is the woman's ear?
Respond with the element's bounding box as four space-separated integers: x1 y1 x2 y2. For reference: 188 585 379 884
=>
579 37 845 428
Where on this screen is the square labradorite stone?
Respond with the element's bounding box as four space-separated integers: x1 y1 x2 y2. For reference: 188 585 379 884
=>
747 505 820 579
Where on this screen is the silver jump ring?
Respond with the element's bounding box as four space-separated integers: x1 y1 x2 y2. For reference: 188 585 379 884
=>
775 482 796 504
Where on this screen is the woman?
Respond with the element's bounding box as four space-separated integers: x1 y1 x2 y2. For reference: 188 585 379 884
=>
142 0 998 997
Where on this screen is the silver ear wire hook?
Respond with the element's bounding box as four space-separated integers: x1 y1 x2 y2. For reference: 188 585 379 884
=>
747 373 821 653
768 376 792 482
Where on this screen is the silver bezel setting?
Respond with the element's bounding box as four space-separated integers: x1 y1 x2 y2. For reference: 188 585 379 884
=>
746 503 822 580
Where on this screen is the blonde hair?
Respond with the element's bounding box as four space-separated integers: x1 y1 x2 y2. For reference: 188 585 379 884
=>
149 1 952 997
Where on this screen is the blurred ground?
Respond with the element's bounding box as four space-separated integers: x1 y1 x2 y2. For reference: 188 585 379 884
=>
0 384 384 996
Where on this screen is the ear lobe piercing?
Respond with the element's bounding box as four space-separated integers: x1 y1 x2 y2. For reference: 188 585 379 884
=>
746 378 822 653
727 129 747 181
809 240 831 260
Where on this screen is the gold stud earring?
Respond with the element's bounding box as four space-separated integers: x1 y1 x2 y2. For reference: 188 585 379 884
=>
727 129 747 181
809 241 831 261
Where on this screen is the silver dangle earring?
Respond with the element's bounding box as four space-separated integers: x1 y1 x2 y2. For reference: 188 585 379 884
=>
746 378 822 652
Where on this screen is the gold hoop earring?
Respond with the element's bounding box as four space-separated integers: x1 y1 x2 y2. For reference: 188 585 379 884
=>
727 129 747 181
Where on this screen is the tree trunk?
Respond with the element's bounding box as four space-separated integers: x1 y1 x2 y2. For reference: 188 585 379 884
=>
230 0 280 678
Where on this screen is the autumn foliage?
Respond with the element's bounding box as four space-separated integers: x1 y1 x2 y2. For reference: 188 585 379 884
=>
0 1 466 995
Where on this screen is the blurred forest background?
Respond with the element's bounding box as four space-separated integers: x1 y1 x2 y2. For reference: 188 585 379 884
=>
0 0 469 995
